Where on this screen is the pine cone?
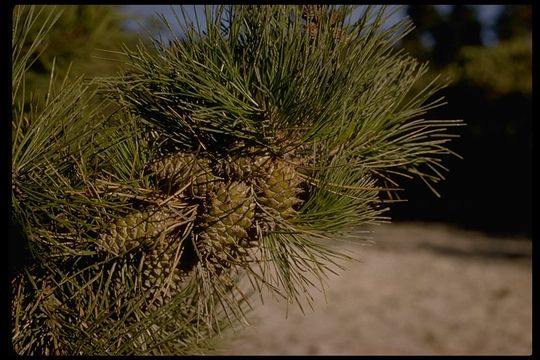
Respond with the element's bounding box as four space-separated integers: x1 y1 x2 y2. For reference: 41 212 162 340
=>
148 152 217 197
256 159 304 231
198 181 256 269
215 154 270 182
98 207 180 256
141 242 186 308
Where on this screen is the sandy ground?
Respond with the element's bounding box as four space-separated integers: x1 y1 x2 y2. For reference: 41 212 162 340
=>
215 222 532 355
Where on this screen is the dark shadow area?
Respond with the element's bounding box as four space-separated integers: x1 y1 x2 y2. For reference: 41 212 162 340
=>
419 242 531 260
391 5 532 237
9 219 33 277
391 86 532 237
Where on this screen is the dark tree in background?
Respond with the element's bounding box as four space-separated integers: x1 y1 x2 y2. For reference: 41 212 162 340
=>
393 5 532 236
496 5 533 40
403 5 482 67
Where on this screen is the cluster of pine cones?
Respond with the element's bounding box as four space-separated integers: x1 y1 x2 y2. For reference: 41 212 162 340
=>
96 148 307 307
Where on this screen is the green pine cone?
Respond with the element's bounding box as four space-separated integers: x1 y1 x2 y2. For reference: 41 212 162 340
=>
98 207 180 256
215 153 271 182
256 158 304 230
198 181 256 269
141 242 186 308
148 152 217 197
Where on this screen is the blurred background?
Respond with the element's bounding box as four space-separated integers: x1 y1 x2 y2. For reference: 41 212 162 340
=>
393 5 532 238
15 4 532 355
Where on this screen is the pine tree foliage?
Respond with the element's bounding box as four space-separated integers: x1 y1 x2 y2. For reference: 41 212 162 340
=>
104 4 462 303
14 5 138 102
11 5 462 355
11 5 247 355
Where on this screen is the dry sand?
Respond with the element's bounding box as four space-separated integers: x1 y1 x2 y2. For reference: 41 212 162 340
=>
216 222 532 355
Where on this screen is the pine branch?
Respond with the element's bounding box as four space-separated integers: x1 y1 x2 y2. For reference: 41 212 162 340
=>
12 5 464 355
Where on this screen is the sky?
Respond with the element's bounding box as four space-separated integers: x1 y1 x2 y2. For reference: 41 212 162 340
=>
120 5 504 46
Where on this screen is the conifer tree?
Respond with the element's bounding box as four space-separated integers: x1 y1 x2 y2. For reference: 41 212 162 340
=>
11 5 462 355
